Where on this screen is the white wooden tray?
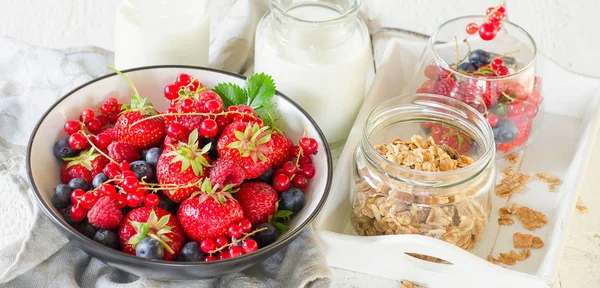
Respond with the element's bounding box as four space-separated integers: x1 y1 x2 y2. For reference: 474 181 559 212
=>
314 39 600 287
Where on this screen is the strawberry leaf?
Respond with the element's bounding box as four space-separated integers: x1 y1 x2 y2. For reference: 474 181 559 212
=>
246 73 276 110
272 222 289 233
127 221 150 248
213 82 246 108
156 214 170 228
188 129 199 148
274 209 293 221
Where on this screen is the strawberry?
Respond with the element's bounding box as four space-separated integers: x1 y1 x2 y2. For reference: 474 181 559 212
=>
61 148 110 184
269 131 293 167
107 141 140 163
114 94 165 150
455 80 497 111
217 121 273 179
87 196 123 229
234 182 278 225
430 124 473 155
118 207 185 261
178 179 244 242
156 130 211 203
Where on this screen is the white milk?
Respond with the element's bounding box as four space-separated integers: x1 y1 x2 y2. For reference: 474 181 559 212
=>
114 0 210 70
255 5 370 144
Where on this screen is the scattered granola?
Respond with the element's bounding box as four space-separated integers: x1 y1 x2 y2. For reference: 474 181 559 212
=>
488 249 531 265
576 196 589 213
401 280 421 288
514 206 548 230
498 206 515 226
495 167 530 197
535 172 562 192
505 152 520 164
351 135 491 252
513 232 544 248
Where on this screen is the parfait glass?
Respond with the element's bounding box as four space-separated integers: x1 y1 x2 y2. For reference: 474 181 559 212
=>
412 16 544 158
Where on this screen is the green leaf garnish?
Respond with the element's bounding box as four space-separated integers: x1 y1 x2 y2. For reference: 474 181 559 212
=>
212 73 277 114
272 222 289 233
213 82 246 107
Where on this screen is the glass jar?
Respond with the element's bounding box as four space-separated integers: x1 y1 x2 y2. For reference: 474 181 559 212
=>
350 94 495 252
412 16 544 158
114 0 211 70
254 0 370 145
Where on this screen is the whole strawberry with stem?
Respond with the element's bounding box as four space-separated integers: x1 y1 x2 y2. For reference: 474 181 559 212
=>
156 129 212 203
111 68 165 150
178 179 244 242
61 148 110 184
118 207 185 261
234 182 278 225
217 121 273 179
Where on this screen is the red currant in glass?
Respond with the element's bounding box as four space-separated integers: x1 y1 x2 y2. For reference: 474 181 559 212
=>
180 98 196 113
200 119 218 138
68 133 87 150
293 174 308 189
299 163 315 179
215 236 229 247
80 193 99 209
239 219 252 233
491 59 504 71
242 239 258 253
299 137 318 155
524 104 538 119
126 191 144 207
176 73 192 87
200 239 217 254
228 224 243 238
282 161 297 176
478 22 498 41
71 189 86 204
64 120 81 135
144 193 160 207
496 66 509 76
528 90 543 106
229 246 245 258
164 84 180 100
69 205 87 222
465 22 478 35
487 114 499 127
166 123 186 140
273 173 291 192
81 109 95 123
489 11 504 22
508 102 524 116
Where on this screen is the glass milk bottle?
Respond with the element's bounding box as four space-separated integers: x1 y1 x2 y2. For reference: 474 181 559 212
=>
255 0 370 144
114 0 210 70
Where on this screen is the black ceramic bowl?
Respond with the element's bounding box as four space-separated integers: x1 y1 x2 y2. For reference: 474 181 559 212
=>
27 66 332 280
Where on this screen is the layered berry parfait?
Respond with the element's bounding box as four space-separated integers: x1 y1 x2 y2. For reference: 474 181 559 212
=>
414 5 543 158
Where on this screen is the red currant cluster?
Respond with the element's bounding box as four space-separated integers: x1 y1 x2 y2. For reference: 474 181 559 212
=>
64 97 122 150
465 5 507 41
199 219 259 261
272 137 318 192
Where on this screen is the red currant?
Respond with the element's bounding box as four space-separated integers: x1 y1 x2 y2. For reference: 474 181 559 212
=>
487 114 499 127
86 118 102 133
524 104 538 119
508 102 524 116
299 137 318 155
491 59 504 71
71 189 86 204
166 123 186 141
465 22 478 35
239 219 252 233
64 120 81 135
486 6 506 16
228 224 243 238
478 22 498 41
126 191 144 207
106 97 119 105
103 162 120 178
96 115 109 127
164 84 180 100
299 163 315 179
293 174 308 189
282 161 297 176
424 65 438 79
274 168 286 177
242 239 258 253
199 90 220 103
204 100 223 113
122 176 139 193
200 239 217 254
489 11 504 22
273 173 291 192
100 103 113 115
81 109 95 123
107 112 119 123
215 235 229 247
119 161 130 171
528 90 543 106
229 246 245 258
204 255 217 262
115 193 127 208
200 119 219 138
94 133 112 149
215 115 231 130
69 205 87 222
68 133 87 150
180 98 196 113
122 170 136 179
176 73 192 87
144 193 160 207
496 66 509 76
99 184 116 198
218 250 231 260
80 193 99 209
190 79 200 91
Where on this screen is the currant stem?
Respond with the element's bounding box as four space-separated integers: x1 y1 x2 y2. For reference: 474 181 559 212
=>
129 111 250 128
484 1 506 23
209 227 268 255
81 131 119 164
109 67 140 98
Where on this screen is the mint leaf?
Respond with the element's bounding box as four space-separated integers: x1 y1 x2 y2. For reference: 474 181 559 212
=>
272 222 289 233
246 73 276 110
213 82 246 108
274 209 293 221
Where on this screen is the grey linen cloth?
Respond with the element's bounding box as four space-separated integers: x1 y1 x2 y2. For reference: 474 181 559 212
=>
0 1 331 286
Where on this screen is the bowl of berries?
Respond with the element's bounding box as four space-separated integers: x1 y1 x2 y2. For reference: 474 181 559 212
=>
26 66 332 280
413 4 544 158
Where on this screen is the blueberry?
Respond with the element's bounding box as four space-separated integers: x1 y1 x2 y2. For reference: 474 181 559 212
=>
121 207 132 216
52 184 73 209
202 138 219 161
178 241 205 262
494 120 519 143
145 147 161 167
253 223 277 248
157 193 177 214
93 229 119 249
53 138 77 159
79 219 98 239
257 167 274 184
130 161 153 181
457 62 476 72
279 188 305 213
68 178 90 191
92 173 108 189
136 237 164 260
468 49 491 68
63 207 80 228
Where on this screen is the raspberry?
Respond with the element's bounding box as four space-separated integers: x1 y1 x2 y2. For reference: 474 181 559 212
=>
455 80 493 111
209 158 245 187
433 77 456 97
108 141 140 163
87 197 123 229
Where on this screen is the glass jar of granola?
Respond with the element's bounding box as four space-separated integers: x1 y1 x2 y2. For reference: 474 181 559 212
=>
351 94 496 251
